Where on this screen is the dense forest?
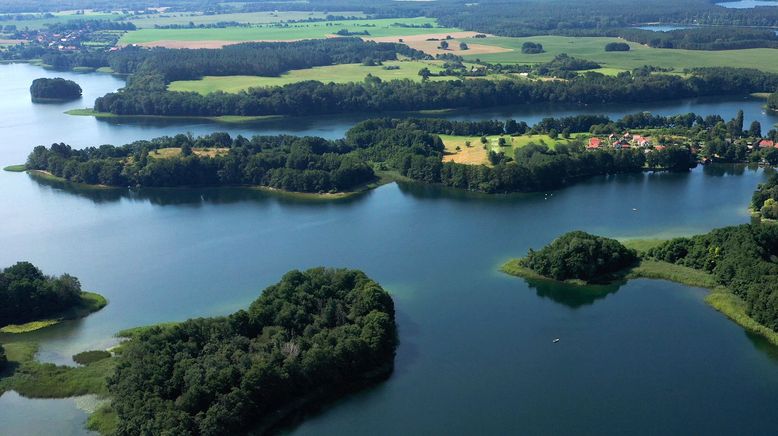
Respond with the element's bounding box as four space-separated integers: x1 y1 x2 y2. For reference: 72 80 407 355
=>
647 224 778 331
26 134 379 193
519 231 638 282
29 77 82 100
110 268 397 435
25 111 709 194
93 67 778 117
431 0 778 36
752 174 778 219
0 262 83 327
770 91 778 111
0 344 5 371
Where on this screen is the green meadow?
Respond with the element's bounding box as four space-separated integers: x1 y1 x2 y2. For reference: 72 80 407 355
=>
127 11 366 28
461 35 778 73
120 17 461 44
0 12 122 31
168 60 453 93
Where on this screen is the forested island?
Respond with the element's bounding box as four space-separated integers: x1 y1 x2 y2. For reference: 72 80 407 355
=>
30 78 82 101
23 110 778 196
0 262 106 333
107 268 397 435
90 66 778 118
503 231 638 284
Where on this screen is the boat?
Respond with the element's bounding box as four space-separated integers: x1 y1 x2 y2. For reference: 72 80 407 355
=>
553 338 560 343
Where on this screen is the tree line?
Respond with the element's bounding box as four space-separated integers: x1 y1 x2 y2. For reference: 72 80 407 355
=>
0 262 83 327
109 268 397 435
93 67 778 117
107 38 429 82
611 27 778 50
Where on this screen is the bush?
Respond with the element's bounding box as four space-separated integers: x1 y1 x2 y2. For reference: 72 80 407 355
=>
73 350 111 365
521 41 544 54
605 42 631 52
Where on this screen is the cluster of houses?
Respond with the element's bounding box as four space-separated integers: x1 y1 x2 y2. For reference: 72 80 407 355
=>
10 28 87 51
587 133 665 151
756 139 776 149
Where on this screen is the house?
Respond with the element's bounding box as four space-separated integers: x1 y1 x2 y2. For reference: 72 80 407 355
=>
632 135 651 147
758 139 776 148
654 145 666 151
588 137 602 149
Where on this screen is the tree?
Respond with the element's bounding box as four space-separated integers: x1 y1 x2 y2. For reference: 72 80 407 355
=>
418 67 431 81
459 42 469 50
439 40 449 50
604 42 631 52
769 90 778 111
749 120 762 138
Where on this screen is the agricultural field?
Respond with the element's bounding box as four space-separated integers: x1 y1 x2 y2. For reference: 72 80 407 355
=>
0 11 123 30
459 35 778 73
168 60 455 93
126 11 366 29
440 133 585 165
119 17 462 47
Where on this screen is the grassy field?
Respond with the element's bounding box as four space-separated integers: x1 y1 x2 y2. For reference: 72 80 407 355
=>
3 164 26 172
127 11 365 28
149 147 230 159
440 133 584 165
0 11 122 31
120 17 461 45
168 60 453 93
460 35 778 73
0 341 114 397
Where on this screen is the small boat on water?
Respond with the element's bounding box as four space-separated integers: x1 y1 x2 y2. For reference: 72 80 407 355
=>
553 338 560 343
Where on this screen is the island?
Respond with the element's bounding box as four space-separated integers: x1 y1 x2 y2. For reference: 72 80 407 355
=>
502 231 638 284
100 268 397 434
29 77 82 101
0 261 106 333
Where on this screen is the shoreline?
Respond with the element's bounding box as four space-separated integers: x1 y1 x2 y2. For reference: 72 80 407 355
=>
0 291 108 334
16 167 402 201
501 251 778 347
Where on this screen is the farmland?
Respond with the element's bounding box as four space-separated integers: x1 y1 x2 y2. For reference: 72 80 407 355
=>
126 11 366 28
459 35 778 73
167 61 455 93
119 17 462 46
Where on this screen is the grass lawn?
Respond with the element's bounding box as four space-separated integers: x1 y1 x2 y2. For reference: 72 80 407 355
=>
460 35 778 73
168 60 452 93
149 147 230 159
127 11 365 28
440 133 585 165
3 164 26 172
120 17 461 44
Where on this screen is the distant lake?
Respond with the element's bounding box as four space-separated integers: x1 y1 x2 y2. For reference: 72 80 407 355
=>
717 0 778 8
634 25 694 32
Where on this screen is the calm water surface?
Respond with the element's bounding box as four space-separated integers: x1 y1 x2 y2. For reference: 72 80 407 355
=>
716 0 778 8
2 64 778 435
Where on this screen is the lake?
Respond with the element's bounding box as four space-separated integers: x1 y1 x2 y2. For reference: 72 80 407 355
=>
717 0 778 8
2 64 778 435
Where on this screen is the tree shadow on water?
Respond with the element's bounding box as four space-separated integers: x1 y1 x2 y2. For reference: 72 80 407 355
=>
522 277 626 309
